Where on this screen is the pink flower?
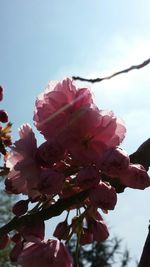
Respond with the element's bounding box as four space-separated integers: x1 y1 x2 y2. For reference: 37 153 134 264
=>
5 169 28 195
10 220 45 263
80 228 93 245
101 147 130 177
5 124 40 198
18 239 73 267
76 166 101 189
53 221 70 240
67 107 126 165
86 211 109 242
89 181 117 210
72 87 93 110
89 219 109 242
38 169 65 195
33 78 93 141
33 78 126 165
36 139 66 167
120 163 150 189
60 177 81 201
106 117 126 147
19 219 45 242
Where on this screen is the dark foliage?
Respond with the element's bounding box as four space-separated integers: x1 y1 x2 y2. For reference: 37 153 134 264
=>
0 177 19 267
67 235 132 267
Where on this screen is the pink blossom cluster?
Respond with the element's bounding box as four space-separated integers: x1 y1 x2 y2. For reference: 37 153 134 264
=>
1 78 150 267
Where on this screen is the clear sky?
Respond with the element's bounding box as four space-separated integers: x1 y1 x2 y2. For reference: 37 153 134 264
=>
0 1 150 266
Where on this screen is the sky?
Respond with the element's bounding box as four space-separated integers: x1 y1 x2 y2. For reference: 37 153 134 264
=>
0 1 150 266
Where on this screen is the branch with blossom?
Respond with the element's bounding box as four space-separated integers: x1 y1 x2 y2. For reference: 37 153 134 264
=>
0 138 149 237
0 78 150 267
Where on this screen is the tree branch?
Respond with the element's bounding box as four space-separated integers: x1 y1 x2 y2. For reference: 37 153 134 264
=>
72 57 150 83
0 189 90 238
138 224 150 267
130 138 150 171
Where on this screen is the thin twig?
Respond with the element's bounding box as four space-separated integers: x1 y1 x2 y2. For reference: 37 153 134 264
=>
72 57 150 83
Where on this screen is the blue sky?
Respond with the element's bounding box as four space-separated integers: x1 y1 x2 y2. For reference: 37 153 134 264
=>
1 1 150 266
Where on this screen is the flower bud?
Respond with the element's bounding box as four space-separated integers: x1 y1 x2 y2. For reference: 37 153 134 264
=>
12 200 29 216
120 164 150 189
90 220 109 242
80 228 93 245
0 85 3 101
89 182 117 210
0 110 8 123
53 221 70 240
101 147 130 177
